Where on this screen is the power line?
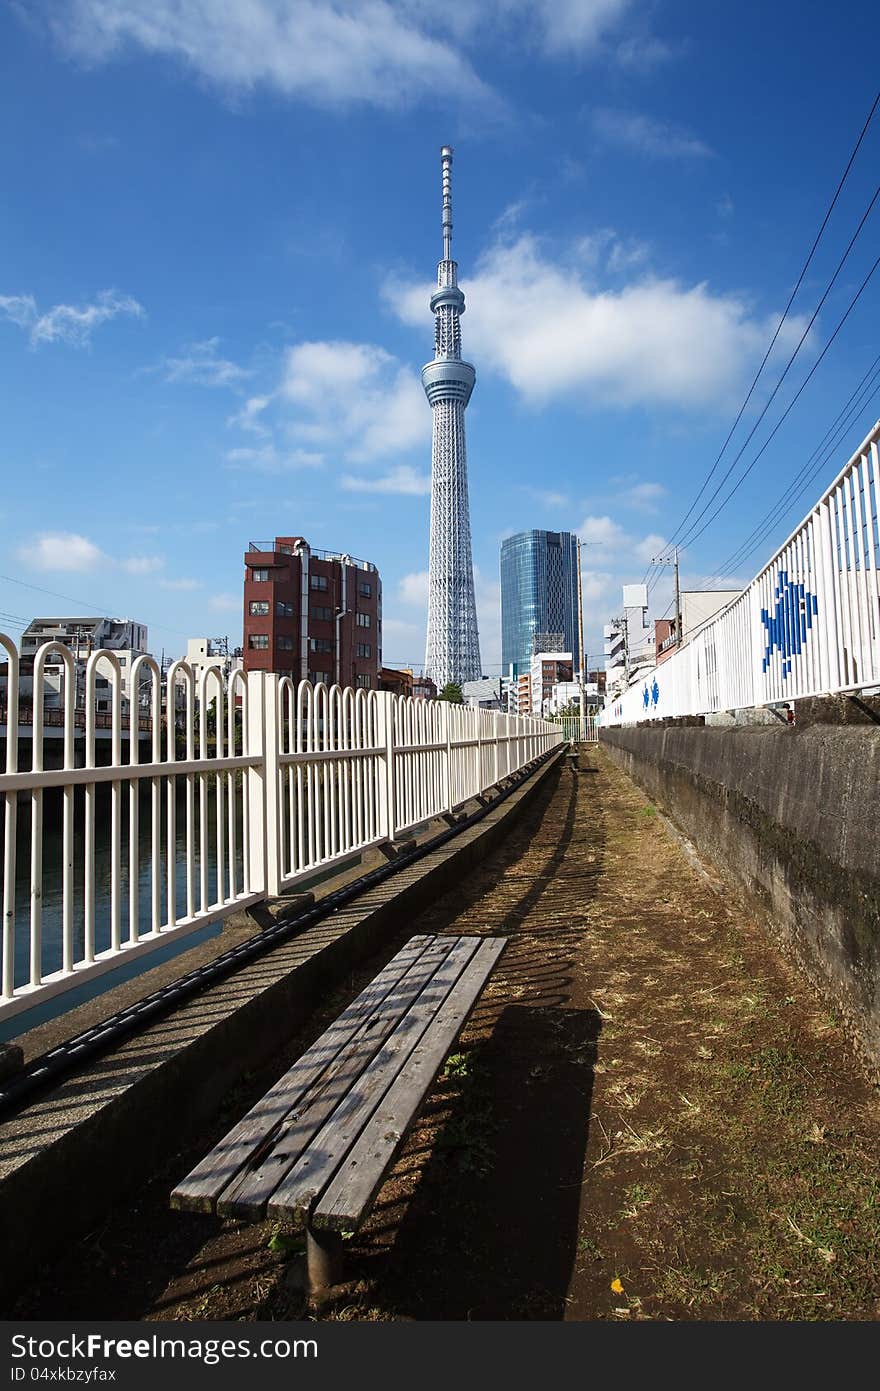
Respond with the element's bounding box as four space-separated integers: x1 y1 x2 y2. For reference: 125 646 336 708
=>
661 182 880 565
642 85 880 590
661 246 880 559
703 359 880 583
0 572 192 641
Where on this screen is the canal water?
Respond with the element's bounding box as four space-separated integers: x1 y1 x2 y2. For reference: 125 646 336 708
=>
2 779 245 1038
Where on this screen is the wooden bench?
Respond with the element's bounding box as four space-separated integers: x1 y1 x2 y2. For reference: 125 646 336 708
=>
171 933 506 1298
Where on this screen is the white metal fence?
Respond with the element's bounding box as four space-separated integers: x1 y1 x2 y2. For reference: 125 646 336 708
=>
602 421 880 726
557 715 600 743
0 643 561 1025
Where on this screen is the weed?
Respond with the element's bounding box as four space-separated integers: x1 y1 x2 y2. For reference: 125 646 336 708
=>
442 1052 470 1080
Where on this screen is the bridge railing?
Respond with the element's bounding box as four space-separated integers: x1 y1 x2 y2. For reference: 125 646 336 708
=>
0 641 562 1027
602 420 880 726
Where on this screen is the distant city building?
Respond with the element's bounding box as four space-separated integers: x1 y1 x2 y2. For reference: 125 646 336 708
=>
529 650 573 716
242 536 381 691
19 617 149 711
379 666 414 698
501 531 580 678
412 674 437 701
461 676 505 710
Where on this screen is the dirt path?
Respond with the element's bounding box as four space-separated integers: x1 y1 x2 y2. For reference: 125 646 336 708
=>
11 746 880 1321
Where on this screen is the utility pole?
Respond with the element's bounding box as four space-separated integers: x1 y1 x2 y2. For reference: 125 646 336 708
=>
652 547 682 648
576 535 586 724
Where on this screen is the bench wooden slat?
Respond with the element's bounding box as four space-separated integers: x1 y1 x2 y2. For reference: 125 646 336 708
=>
312 937 506 1232
171 935 434 1212
266 937 483 1223
216 935 457 1219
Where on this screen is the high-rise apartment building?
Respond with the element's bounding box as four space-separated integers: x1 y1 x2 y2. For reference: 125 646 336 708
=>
500 530 580 677
242 536 381 690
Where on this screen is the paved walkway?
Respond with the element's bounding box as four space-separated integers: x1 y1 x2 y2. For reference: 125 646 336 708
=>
9 745 880 1321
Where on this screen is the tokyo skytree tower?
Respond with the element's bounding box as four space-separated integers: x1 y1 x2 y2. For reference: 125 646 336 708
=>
422 145 482 687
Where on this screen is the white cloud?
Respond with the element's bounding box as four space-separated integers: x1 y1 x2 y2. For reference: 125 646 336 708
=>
0 289 143 348
633 532 667 564
159 577 203 590
522 486 568 507
579 515 627 550
158 337 250 388
617 481 667 512
577 513 666 572
615 35 683 72
122 555 164 574
592 108 712 160
209 593 241 613
43 1 640 114
24 532 105 572
399 570 429 606
225 444 324 471
341 465 430 496
49 0 493 109
227 395 271 434
280 340 429 462
387 233 809 410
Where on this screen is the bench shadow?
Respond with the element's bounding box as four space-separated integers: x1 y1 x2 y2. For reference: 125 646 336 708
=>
355 1004 601 1319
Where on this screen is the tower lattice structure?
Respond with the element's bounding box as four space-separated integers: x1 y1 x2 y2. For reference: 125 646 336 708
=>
422 145 482 688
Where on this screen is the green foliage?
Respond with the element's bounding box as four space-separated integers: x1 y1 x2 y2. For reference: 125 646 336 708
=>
439 682 464 704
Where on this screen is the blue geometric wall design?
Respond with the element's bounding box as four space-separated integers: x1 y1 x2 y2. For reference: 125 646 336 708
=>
642 677 660 709
760 570 819 679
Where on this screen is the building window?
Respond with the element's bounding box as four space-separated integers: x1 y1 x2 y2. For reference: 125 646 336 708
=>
251 567 270 582
359 581 372 597
276 601 294 617
308 671 326 686
277 635 294 651
356 643 372 658
310 605 333 621
356 674 371 689
356 612 371 628
309 637 333 654
310 575 328 591
249 635 269 650
119 656 127 666
249 600 270 616
95 677 110 689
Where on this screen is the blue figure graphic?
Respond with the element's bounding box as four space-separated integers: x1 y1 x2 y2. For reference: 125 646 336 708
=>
651 677 660 707
642 685 650 709
760 570 819 679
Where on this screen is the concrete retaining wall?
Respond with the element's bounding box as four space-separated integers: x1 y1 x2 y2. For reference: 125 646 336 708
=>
600 724 880 1073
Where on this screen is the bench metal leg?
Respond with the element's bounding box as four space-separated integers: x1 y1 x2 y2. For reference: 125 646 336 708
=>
306 1226 344 1301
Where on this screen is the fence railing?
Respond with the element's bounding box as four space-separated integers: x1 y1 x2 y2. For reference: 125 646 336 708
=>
602 420 880 726
0 637 562 1026
557 715 600 743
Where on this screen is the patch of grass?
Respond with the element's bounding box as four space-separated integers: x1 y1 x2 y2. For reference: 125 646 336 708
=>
442 1052 471 1080
622 1183 654 1219
657 1263 730 1309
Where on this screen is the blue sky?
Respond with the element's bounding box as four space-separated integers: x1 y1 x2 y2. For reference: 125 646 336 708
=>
2 0 879 672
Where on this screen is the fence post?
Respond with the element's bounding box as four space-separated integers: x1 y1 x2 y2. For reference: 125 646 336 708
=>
378 691 397 842
247 672 281 899
442 700 453 812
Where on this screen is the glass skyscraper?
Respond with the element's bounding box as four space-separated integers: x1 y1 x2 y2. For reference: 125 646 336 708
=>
501 530 580 676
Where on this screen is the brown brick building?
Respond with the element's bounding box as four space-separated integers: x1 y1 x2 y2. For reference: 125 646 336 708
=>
243 536 381 690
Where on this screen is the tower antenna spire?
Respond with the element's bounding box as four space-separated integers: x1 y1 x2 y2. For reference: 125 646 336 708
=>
441 144 453 260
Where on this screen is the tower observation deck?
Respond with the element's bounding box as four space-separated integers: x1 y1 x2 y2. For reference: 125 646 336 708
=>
422 145 482 687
